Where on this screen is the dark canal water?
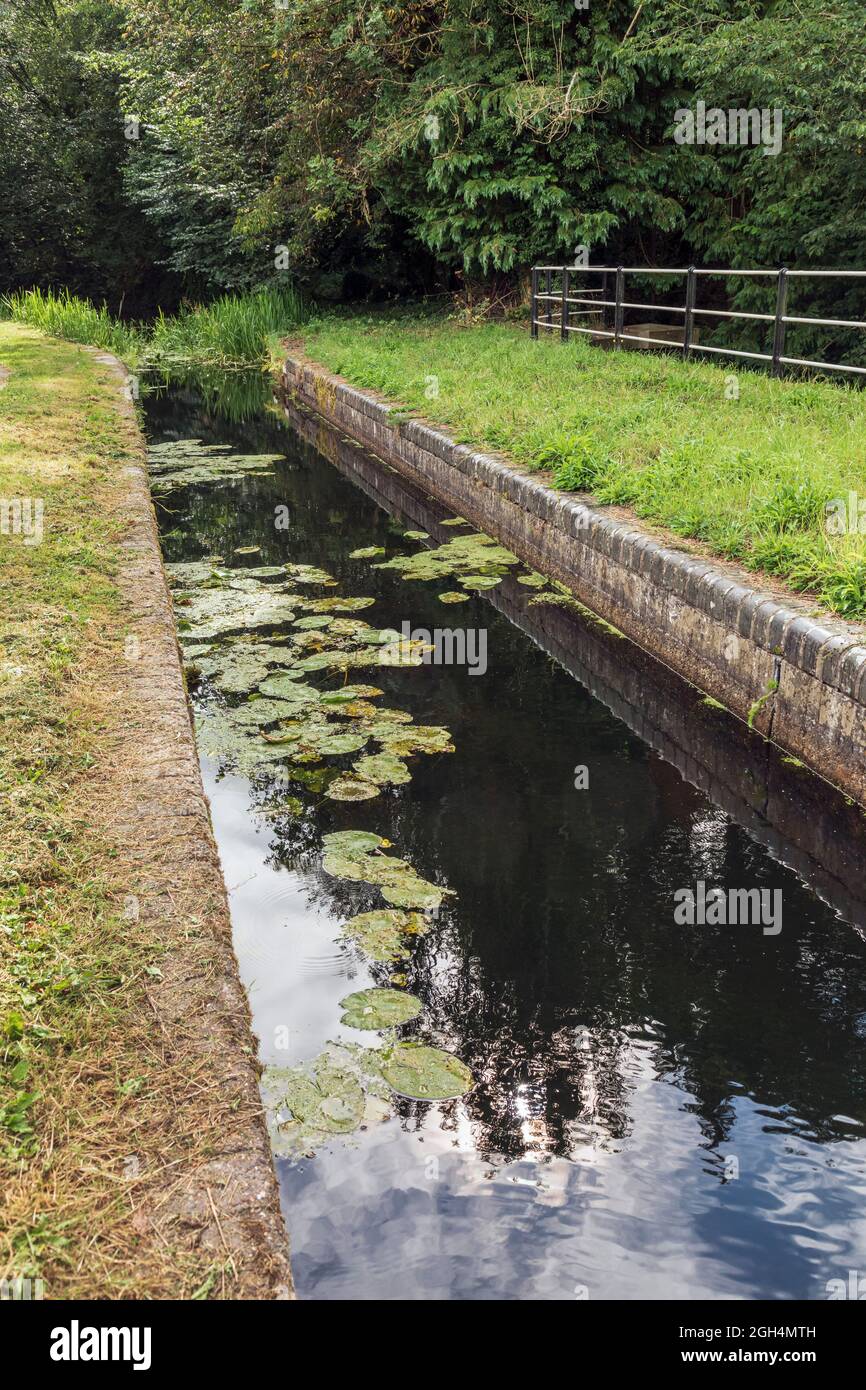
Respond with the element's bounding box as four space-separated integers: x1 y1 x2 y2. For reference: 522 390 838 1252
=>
145 372 866 1301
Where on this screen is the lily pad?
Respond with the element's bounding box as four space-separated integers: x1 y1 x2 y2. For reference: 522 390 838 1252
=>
353 752 412 786
402 530 429 541
320 684 383 704
438 591 471 604
230 697 310 728
293 615 334 630
310 731 369 756
339 908 427 961
233 545 262 556
376 725 455 756
349 546 385 559
517 571 549 589
440 516 468 527
381 1043 473 1100
258 674 321 701
325 774 381 801
381 877 448 911
262 1058 365 1156
339 988 422 1030
296 596 375 613
323 830 387 857
460 574 502 590
285 563 337 586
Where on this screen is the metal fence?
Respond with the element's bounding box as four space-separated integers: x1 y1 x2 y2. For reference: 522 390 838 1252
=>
529 265 866 378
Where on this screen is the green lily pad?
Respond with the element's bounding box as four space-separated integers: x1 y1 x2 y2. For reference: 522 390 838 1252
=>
230 698 307 728
339 908 427 961
296 596 376 613
325 774 381 801
320 684 383 704
402 530 429 541
339 988 422 1029
517 571 549 589
460 574 502 590
440 516 468 527
381 1043 473 1100
149 440 283 493
310 731 369 756
258 674 321 701
438 591 471 604
353 752 412 786
285 563 337 586
293 615 334 630
233 545 262 556
381 877 448 911
349 546 385 559
323 830 388 857
376 725 455 756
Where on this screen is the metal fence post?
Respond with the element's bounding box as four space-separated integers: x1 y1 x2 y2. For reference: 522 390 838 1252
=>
560 267 569 342
683 265 696 359
772 266 789 376
614 266 625 348
546 269 553 331
530 267 538 339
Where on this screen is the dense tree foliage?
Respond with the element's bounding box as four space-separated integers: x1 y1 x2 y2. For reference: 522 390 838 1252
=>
1 0 865 326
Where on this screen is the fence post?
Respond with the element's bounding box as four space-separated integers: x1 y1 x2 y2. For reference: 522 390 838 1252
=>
546 269 553 331
530 267 538 339
560 266 569 342
683 265 696 359
772 266 789 377
614 266 625 348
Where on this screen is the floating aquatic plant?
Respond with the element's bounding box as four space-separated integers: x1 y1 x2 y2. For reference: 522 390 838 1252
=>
339 988 422 1030
325 774 380 800
322 829 454 910
148 439 283 493
381 1043 473 1100
352 752 412 786
261 1037 472 1156
339 907 426 961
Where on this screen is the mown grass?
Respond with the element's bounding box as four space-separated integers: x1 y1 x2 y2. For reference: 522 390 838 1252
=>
0 324 237 1297
3 282 309 371
300 314 866 619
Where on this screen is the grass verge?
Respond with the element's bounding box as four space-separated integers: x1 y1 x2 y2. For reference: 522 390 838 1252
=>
0 323 283 1298
299 313 866 619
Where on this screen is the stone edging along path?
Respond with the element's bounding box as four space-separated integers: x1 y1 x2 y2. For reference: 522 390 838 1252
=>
94 352 293 1297
283 350 866 809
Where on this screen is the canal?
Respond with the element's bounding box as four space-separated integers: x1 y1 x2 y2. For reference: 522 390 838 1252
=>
144 370 866 1301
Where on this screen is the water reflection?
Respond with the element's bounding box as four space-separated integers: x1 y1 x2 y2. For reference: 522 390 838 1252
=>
148 377 866 1301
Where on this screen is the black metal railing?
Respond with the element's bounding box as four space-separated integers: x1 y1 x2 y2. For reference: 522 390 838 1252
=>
529 264 866 378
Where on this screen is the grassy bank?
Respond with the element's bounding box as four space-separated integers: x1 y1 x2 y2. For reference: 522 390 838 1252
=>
0 324 271 1297
299 315 866 619
4 283 308 371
